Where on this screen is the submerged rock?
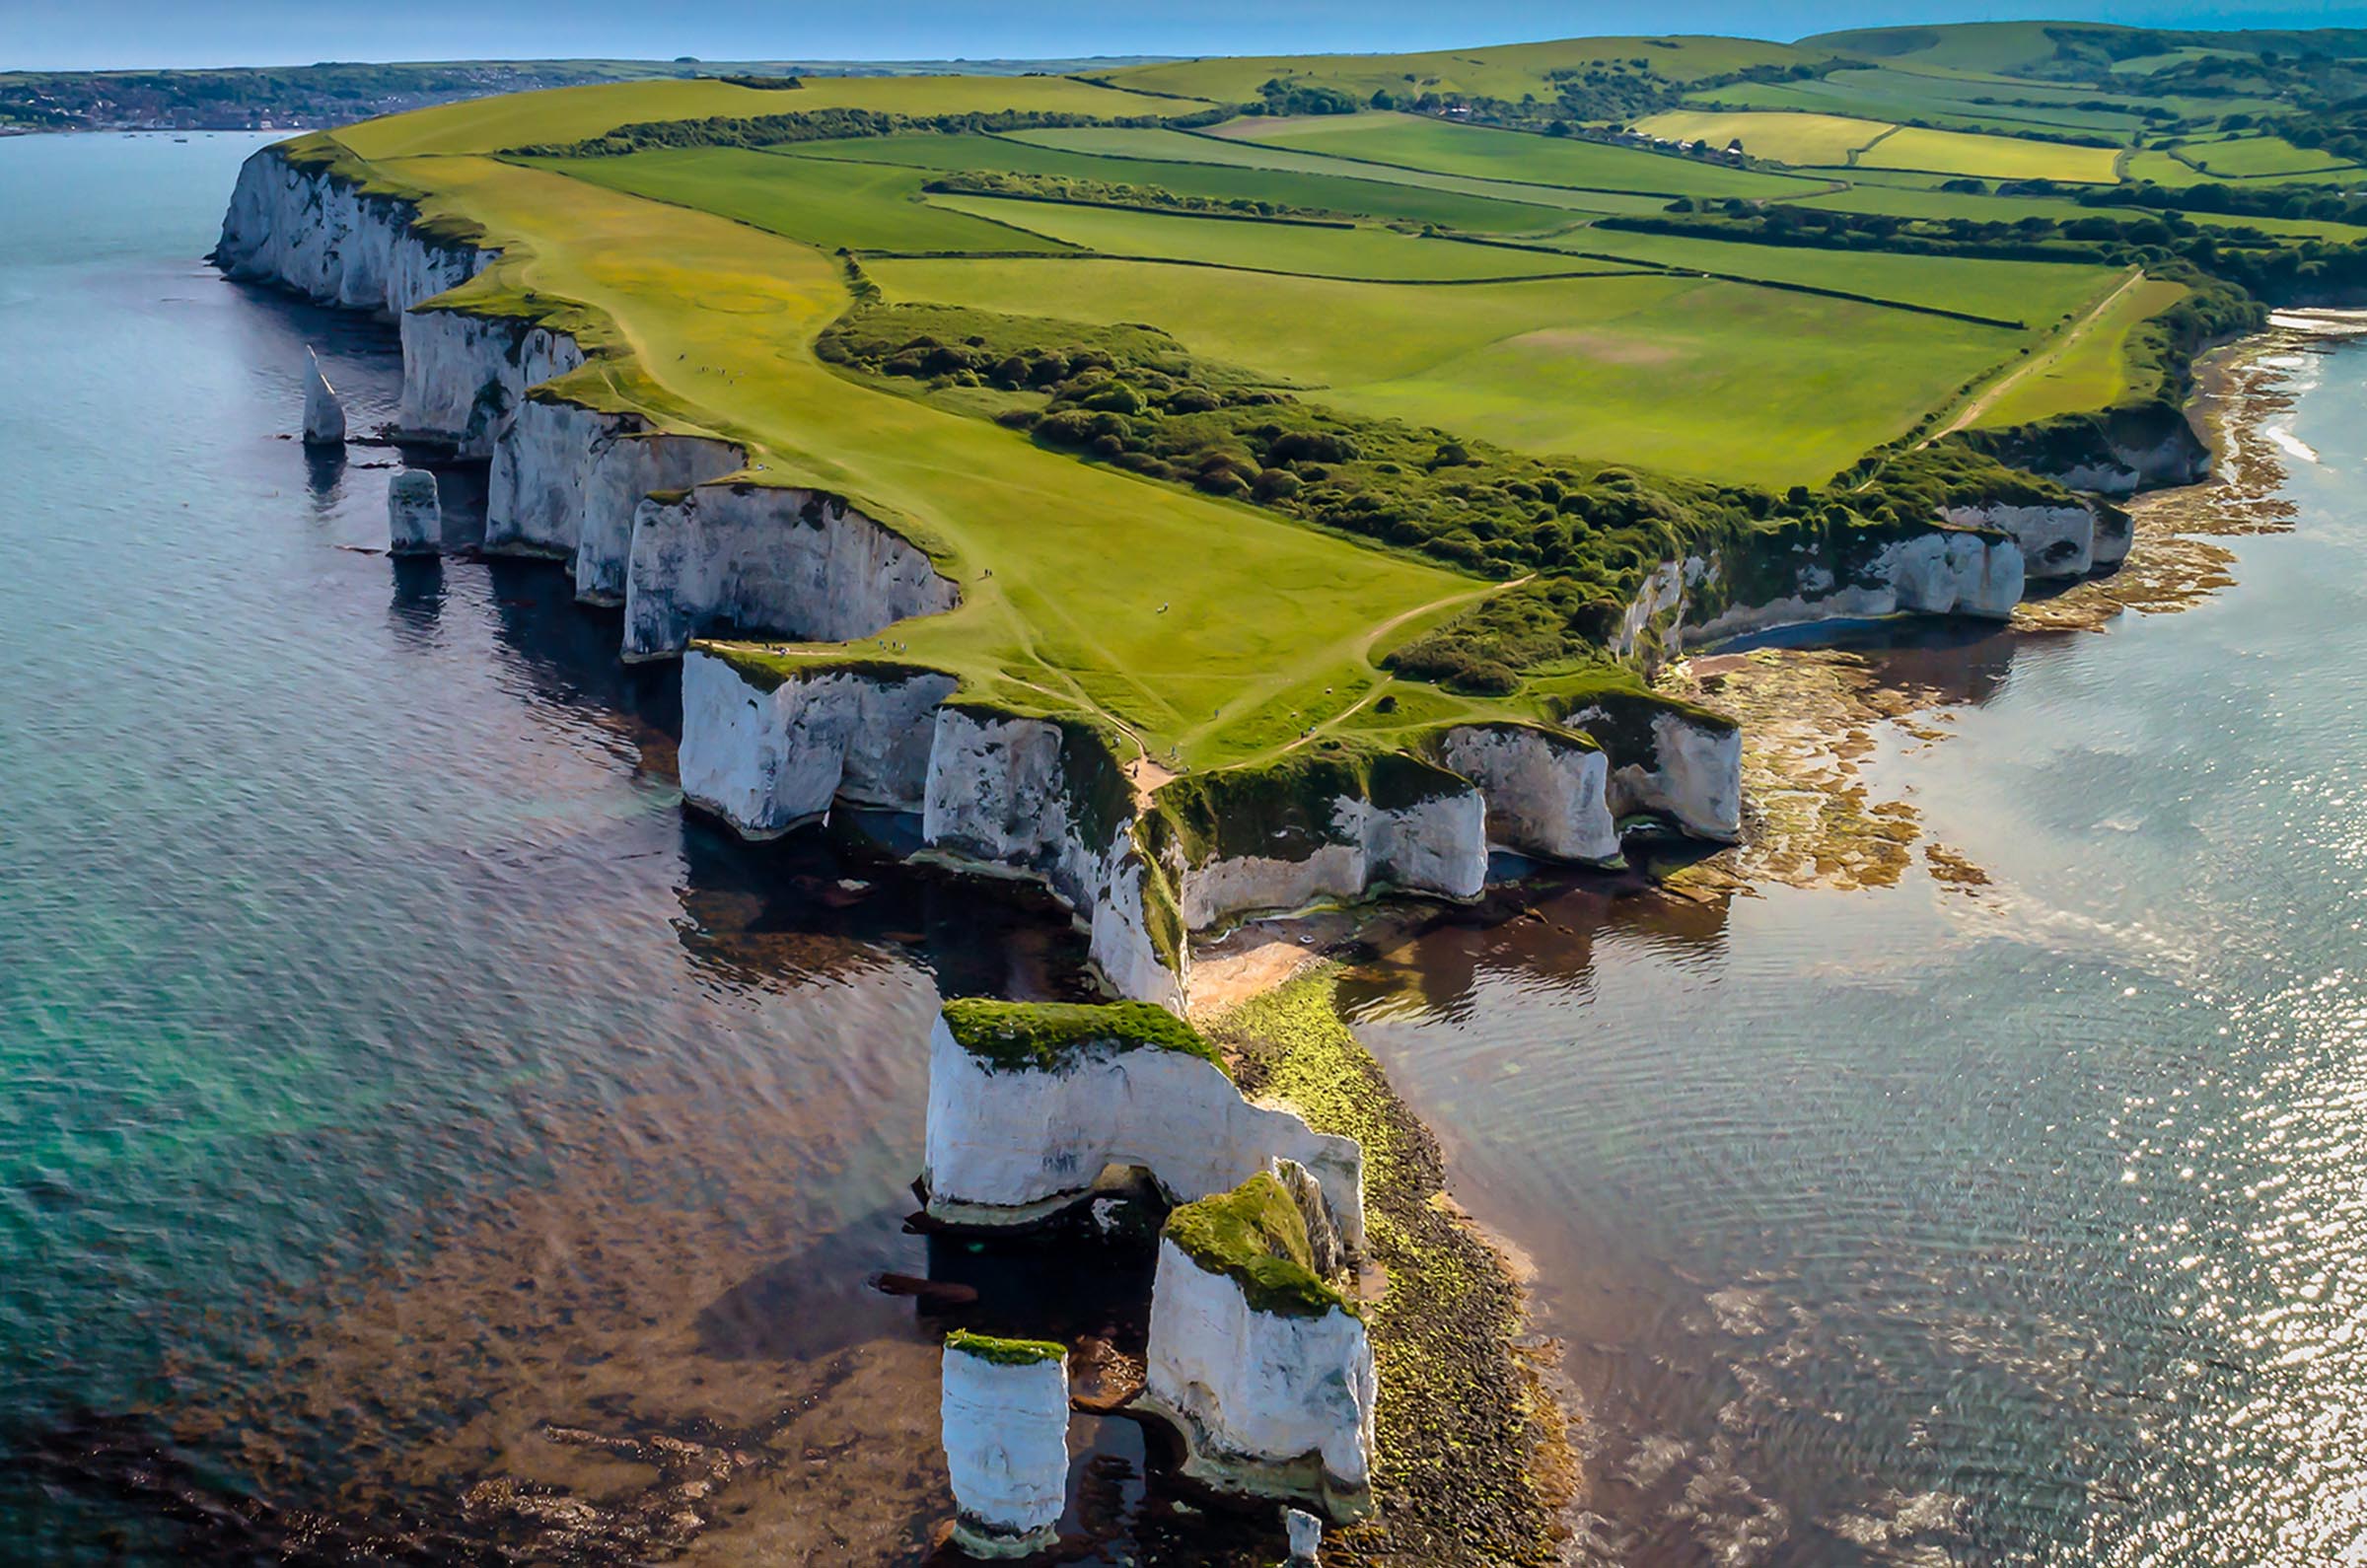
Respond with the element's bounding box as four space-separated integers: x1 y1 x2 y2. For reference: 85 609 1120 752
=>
387 468 441 555
940 1331 1069 1557
302 348 345 446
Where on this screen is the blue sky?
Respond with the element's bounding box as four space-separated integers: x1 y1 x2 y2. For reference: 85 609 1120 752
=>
9 0 2367 71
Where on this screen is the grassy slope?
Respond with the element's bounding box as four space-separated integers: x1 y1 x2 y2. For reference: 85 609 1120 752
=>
1543 227 2122 323
373 149 1480 768
1107 34 1815 104
2173 134 2362 178
1972 275 2189 426
867 254 2023 485
1803 22 2094 76
535 147 1075 252
1634 108 1894 165
1212 111 1832 199
335 72 1185 159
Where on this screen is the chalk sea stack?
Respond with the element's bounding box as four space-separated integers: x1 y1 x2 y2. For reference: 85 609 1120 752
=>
939 1331 1070 1558
301 347 345 447
387 468 440 555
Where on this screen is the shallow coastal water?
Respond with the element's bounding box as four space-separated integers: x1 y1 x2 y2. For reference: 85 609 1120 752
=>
0 131 1113 1563
1351 343 2367 1563
5 130 2365 1566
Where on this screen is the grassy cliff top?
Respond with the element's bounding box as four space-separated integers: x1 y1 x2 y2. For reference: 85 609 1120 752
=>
945 1329 1069 1368
277 38 2331 782
1164 1172 1354 1319
940 998 1226 1075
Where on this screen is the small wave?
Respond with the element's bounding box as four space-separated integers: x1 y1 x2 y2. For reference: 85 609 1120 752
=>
2267 425 2321 464
2268 309 2367 337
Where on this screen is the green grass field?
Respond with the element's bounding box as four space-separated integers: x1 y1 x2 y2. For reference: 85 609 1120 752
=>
1105 35 1813 106
1211 112 1832 200
774 133 1582 232
913 195 1617 279
1537 227 2123 325
538 147 1073 252
337 73 1181 160
1007 126 1683 214
2170 135 2362 178
1633 109 1893 166
378 151 1496 767
866 252 2026 484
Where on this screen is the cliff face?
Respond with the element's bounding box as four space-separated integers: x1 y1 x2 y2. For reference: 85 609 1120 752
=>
215 147 483 318
1139 1234 1377 1521
679 652 957 833
1945 501 2115 580
1168 785 1487 931
1620 526 2025 659
623 485 959 660
1953 406 2211 496
919 704 1184 1010
683 655 1749 1003
1436 723 1619 865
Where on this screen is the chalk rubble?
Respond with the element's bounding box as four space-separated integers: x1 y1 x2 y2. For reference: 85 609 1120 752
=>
1286 1506 1324 1564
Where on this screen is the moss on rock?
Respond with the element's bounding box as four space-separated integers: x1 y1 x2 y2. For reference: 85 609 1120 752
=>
1163 1173 1353 1320
941 998 1225 1076
945 1329 1068 1368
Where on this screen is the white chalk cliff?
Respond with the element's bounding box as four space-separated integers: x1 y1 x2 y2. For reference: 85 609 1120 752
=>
624 484 959 660
1436 723 1619 865
1615 525 2025 662
1946 502 2101 580
919 1013 1365 1251
939 1336 1070 1557
218 145 961 659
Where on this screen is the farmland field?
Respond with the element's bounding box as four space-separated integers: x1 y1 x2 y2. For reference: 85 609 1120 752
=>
867 253 2028 483
1855 124 2123 182
1006 125 1683 213
773 133 1582 232
1210 111 1831 199
913 195 1617 279
1632 109 1893 166
538 147 1074 252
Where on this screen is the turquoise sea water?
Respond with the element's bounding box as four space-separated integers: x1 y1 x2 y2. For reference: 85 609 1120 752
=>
3 130 2362 1565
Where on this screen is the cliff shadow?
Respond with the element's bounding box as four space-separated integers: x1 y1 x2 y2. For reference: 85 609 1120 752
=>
671 811 1096 1003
